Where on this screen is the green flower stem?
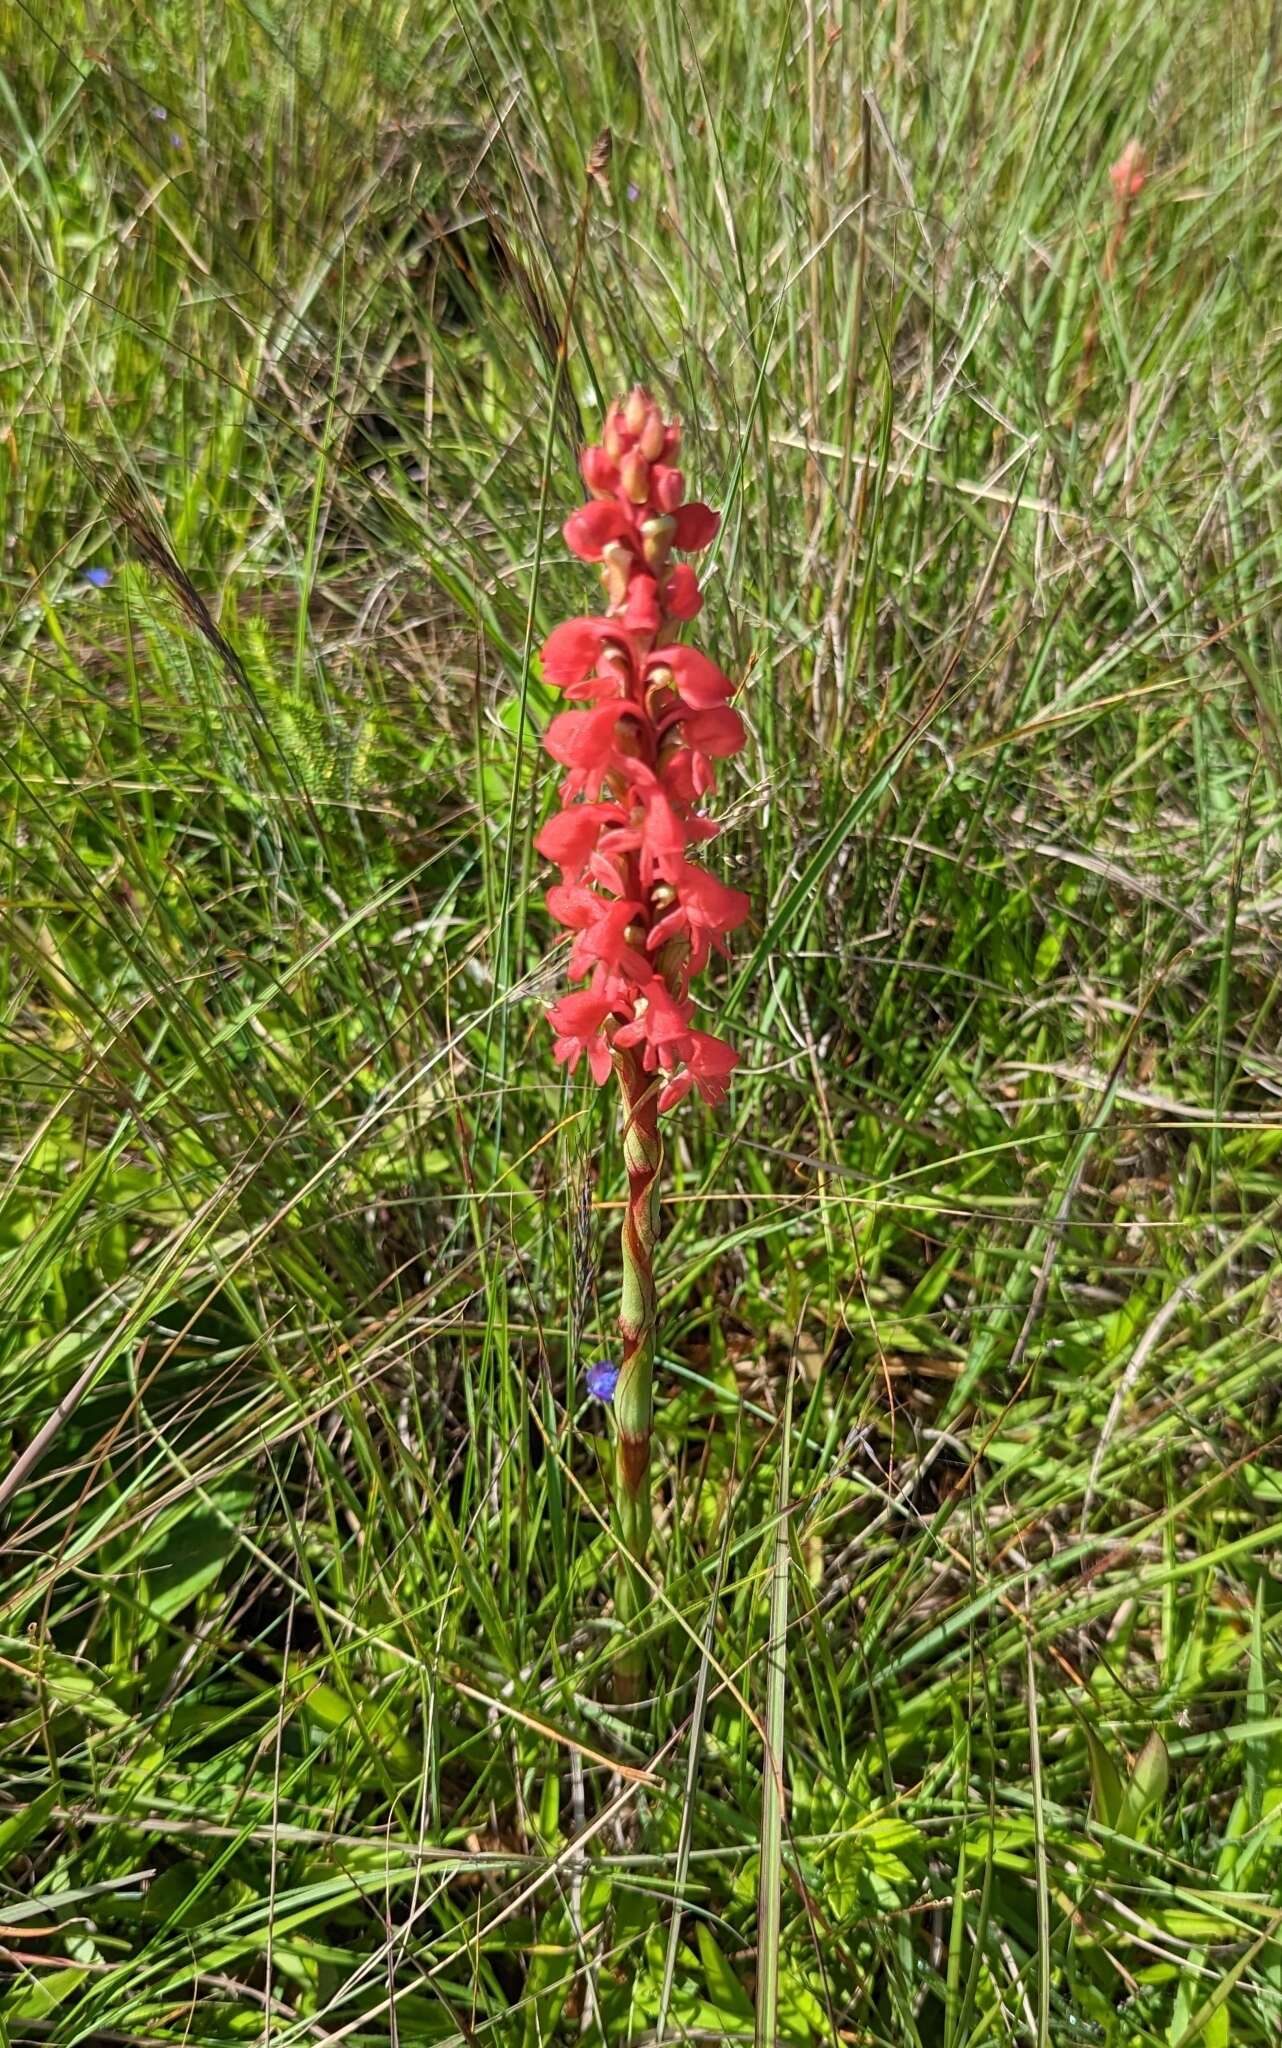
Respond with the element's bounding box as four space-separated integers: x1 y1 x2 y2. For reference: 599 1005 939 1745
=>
612 1045 662 1699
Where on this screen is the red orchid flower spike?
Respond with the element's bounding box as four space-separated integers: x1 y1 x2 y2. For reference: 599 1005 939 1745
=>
536 385 747 1693
538 386 747 1112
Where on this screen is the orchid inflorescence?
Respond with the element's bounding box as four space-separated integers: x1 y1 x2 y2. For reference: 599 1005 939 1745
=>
537 385 744 1695
536 386 748 1113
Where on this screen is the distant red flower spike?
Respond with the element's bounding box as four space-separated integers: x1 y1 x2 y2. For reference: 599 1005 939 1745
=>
1109 139 1147 206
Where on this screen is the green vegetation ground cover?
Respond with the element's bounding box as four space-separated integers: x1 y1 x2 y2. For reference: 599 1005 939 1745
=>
1 2 1281 2041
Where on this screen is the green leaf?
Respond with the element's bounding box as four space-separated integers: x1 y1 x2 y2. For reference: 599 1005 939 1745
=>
1087 1728 1124 1829
696 1924 755 2022
1117 1729 1170 1838
0 1785 59 1867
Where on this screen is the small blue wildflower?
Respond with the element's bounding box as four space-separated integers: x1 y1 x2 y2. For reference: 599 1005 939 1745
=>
626 181 640 202
585 1359 620 1402
82 567 113 588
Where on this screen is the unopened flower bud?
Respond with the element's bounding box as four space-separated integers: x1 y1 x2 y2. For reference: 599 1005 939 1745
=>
654 466 684 512
639 410 665 460
625 385 650 435
603 405 626 460
620 448 650 503
581 445 617 497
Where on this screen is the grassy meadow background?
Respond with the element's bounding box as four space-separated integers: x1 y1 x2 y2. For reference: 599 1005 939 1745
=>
3 1 1282 2041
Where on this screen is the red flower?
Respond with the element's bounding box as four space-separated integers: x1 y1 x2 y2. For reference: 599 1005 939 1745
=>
546 877 618 929
647 859 750 970
543 704 640 800
547 983 618 1084
661 703 747 797
658 1029 739 1111
673 705 745 754
672 502 719 551
598 781 719 875
564 502 635 561
665 563 702 619
566 897 651 985
540 618 628 691
651 645 734 709
613 980 695 1070
580 446 619 497
535 800 627 877
622 575 661 632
